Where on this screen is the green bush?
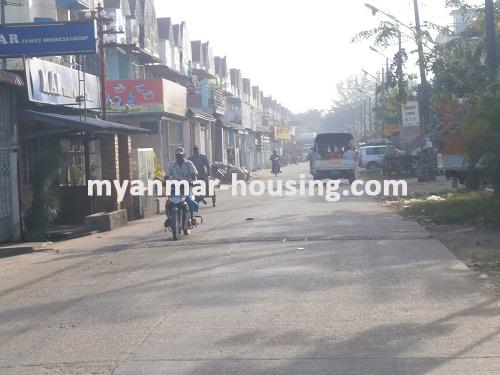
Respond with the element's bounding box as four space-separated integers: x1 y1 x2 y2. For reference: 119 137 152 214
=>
404 191 500 225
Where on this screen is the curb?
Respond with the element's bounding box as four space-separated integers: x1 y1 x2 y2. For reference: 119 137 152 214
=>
0 243 53 259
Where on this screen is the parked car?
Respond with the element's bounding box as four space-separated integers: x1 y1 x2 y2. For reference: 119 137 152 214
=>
358 145 389 170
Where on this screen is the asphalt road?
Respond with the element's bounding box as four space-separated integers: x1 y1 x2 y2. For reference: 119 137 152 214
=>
0 164 499 374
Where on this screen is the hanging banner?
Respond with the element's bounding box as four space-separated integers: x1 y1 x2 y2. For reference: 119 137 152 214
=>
0 21 97 58
402 101 420 127
106 79 187 116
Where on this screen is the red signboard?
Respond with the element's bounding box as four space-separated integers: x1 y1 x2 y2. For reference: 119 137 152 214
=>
106 79 186 117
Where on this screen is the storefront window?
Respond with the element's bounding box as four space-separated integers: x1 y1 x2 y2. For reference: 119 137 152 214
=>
60 139 85 186
59 139 102 186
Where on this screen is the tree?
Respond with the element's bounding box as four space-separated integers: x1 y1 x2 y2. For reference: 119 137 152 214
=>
429 1 500 195
294 109 325 134
326 75 376 141
25 146 65 240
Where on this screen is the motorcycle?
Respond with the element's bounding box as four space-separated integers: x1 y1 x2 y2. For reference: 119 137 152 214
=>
164 186 201 241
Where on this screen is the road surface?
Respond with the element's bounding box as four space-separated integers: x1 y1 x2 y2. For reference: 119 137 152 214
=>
0 164 499 374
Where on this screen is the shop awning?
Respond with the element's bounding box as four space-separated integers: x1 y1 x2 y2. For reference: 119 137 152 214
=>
0 70 24 87
19 110 151 135
216 118 233 129
187 108 216 122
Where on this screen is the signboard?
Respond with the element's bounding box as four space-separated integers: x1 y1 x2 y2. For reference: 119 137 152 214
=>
402 101 420 127
0 21 97 58
106 79 187 117
276 126 291 140
26 57 100 107
384 125 401 137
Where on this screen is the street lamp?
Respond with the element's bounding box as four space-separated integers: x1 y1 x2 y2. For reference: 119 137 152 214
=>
369 46 390 84
361 70 380 138
364 3 415 34
361 69 378 81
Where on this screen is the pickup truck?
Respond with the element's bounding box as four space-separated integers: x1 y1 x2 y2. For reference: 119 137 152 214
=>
310 133 356 183
438 154 489 189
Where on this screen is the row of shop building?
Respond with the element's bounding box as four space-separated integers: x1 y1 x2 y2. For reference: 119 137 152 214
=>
0 0 295 243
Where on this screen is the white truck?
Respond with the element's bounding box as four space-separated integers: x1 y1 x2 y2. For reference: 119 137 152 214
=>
310 133 357 183
438 154 489 189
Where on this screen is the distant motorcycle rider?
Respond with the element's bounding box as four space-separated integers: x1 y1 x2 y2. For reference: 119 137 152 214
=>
270 150 281 174
189 146 210 205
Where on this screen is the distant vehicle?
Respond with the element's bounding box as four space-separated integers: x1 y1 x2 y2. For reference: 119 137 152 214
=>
437 101 488 189
310 133 356 182
358 145 390 170
437 154 489 190
359 139 391 147
298 132 317 161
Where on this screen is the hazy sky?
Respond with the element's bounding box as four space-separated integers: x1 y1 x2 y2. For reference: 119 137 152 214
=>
154 1 472 113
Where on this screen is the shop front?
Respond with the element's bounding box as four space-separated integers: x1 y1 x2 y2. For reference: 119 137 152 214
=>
17 59 149 235
17 111 148 229
106 78 188 170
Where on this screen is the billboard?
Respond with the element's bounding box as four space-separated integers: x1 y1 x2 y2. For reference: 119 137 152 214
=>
106 79 187 117
26 57 100 107
402 101 420 127
276 126 291 140
384 125 401 137
0 21 97 58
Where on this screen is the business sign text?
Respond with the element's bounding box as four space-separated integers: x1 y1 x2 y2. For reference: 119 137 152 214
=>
384 124 401 137
26 57 100 107
276 126 291 140
402 101 420 127
0 21 96 58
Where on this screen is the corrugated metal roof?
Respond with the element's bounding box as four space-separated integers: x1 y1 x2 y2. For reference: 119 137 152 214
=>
19 110 150 135
188 108 215 122
0 70 24 87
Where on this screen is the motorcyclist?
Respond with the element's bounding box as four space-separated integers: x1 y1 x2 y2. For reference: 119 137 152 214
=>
165 147 198 230
188 146 211 205
270 150 281 174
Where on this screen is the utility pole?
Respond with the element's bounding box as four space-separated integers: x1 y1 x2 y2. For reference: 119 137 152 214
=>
396 33 403 102
485 0 497 75
412 0 429 140
413 0 435 181
97 4 107 120
86 3 116 121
